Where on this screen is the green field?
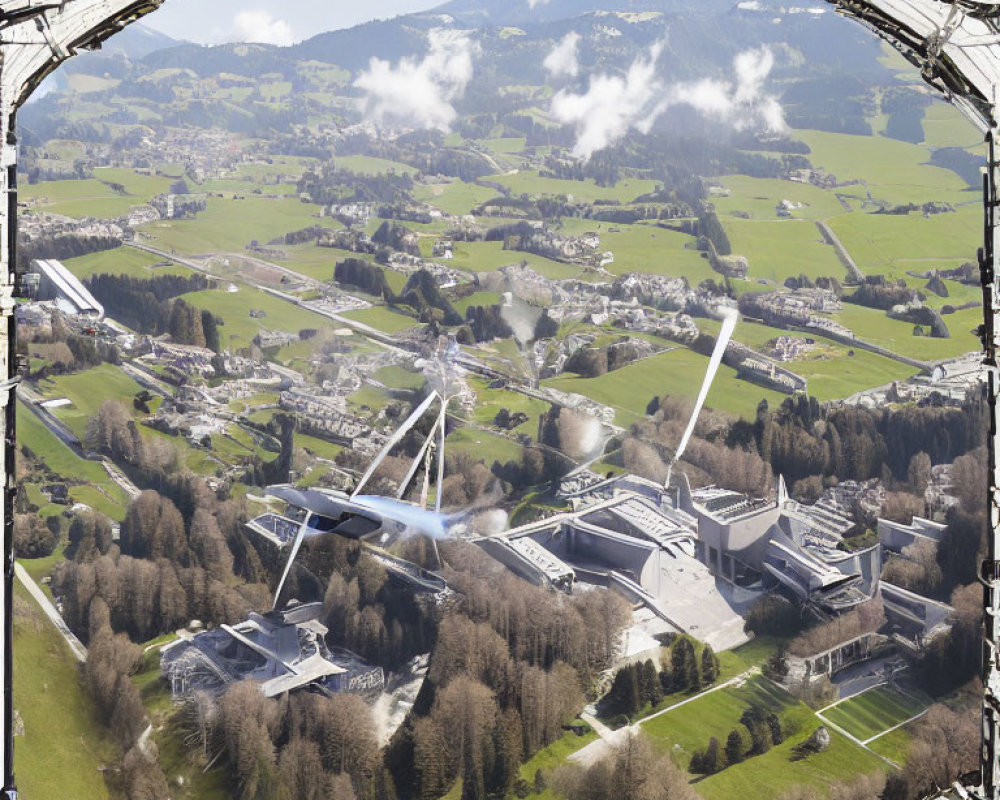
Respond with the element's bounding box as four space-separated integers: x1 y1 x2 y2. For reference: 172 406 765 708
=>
341 305 419 334
138 195 337 255
826 206 979 278
447 241 582 280
63 247 189 280
544 347 787 423
487 170 658 203
821 685 929 743
18 402 129 519
722 219 847 283
13 582 117 800
598 224 719 283
412 179 499 216
795 128 974 206
640 675 887 800
181 286 330 347
39 363 145 439
837 302 982 361
333 155 418 176
712 176 849 221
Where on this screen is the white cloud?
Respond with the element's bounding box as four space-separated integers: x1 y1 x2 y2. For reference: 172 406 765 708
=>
543 32 581 79
355 29 480 132
527 0 550 8
550 45 786 161
232 10 295 46
549 43 664 161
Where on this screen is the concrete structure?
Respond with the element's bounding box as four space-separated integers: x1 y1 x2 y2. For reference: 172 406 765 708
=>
480 482 751 651
29 259 103 318
878 515 947 555
160 601 384 700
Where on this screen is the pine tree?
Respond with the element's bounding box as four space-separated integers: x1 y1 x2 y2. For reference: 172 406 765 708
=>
641 659 663 708
726 729 744 765
704 736 724 774
701 644 720 686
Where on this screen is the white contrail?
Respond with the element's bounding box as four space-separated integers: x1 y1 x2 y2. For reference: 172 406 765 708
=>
667 309 738 486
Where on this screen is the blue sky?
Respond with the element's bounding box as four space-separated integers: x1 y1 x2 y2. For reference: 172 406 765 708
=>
145 1 442 45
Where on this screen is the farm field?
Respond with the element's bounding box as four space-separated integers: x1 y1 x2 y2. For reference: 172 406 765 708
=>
826 205 979 277
13 581 117 800
412 179 499 216
138 196 338 255
545 347 788 423
836 302 982 361
722 218 847 283
180 286 330 347
713 175 849 221
63 247 189 280
794 128 974 206
486 170 658 203
820 685 930 743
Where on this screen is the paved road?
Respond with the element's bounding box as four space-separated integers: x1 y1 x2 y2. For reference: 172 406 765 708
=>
14 562 87 663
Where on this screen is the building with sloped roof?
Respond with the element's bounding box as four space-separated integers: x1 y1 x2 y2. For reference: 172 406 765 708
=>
160 601 383 700
30 259 103 318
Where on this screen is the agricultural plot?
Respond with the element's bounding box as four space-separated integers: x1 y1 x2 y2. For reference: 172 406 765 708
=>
825 205 980 278
138 196 338 255
820 685 930 744
63 247 189 280
836 302 982 362
180 286 331 348
722 218 846 283
597 224 719 284
544 346 788 423
712 176 849 221
486 170 658 203
794 128 973 207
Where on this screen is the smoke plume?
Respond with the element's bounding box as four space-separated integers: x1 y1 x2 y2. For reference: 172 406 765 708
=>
355 29 480 132
550 45 786 161
544 32 581 78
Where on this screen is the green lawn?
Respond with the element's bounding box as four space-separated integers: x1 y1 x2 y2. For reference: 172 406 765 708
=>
712 176 848 221
39 363 146 440
640 675 887 800
13 582 117 800
138 195 337 255
412 179 499 216
63 247 189 280
181 286 331 348
826 205 980 278
544 347 788 423
487 171 658 203
837 302 982 361
721 219 847 283
821 686 929 743
447 427 524 465
341 305 419 334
